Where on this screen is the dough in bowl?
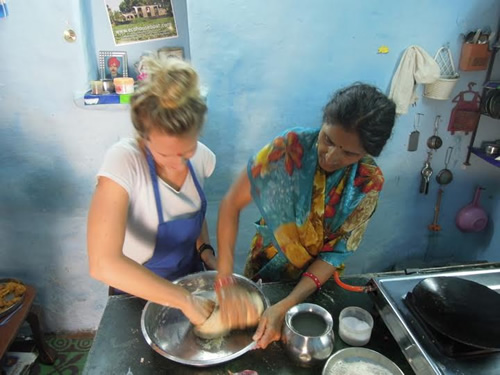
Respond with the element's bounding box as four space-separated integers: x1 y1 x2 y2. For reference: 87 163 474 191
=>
194 291 264 339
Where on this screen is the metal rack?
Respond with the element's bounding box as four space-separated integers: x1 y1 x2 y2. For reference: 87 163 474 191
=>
463 28 500 168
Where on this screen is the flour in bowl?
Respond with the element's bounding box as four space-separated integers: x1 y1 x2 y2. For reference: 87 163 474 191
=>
325 359 393 375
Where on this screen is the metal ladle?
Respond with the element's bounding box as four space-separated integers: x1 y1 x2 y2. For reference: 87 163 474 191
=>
436 147 453 185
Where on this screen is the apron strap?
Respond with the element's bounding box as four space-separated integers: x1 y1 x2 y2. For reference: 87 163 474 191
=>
145 147 165 223
145 147 207 223
187 161 207 215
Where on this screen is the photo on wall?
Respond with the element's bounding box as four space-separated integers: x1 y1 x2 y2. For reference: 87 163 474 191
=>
104 0 178 46
98 51 128 80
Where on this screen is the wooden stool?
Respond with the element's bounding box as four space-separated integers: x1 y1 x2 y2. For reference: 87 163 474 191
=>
0 285 56 364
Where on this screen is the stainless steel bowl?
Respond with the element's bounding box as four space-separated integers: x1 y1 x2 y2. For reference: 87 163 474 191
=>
322 347 404 375
140 271 269 367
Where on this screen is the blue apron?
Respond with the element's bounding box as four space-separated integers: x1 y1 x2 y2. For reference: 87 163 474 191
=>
143 148 205 281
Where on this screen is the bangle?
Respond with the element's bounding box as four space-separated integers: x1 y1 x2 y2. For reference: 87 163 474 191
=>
302 271 322 291
197 243 215 257
214 275 236 291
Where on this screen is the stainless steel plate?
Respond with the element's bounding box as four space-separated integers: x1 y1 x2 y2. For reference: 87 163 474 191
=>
140 271 269 367
322 347 404 375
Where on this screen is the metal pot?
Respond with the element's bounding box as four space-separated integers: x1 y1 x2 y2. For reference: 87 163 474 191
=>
281 303 334 367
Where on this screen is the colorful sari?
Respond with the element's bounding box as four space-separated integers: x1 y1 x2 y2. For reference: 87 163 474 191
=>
244 128 384 282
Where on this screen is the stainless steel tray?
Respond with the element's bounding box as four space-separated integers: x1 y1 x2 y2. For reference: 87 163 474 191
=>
322 347 404 375
140 271 269 367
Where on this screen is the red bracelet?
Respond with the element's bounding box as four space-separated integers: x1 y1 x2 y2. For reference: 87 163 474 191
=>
302 272 322 291
214 275 236 291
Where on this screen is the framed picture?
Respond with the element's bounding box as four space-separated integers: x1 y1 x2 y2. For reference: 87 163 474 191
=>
99 51 128 80
158 47 184 60
104 0 178 46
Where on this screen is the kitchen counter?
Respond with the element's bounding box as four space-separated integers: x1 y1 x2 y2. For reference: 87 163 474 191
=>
83 272 418 375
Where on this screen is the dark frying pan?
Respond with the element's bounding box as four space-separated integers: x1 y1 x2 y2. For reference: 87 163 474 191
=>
410 276 500 349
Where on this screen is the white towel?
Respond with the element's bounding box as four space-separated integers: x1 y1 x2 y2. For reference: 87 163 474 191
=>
389 46 440 114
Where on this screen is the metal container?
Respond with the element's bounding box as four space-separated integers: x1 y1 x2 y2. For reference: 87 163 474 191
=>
281 303 334 367
322 347 404 375
140 271 269 367
101 79 114 93
485 143 499 156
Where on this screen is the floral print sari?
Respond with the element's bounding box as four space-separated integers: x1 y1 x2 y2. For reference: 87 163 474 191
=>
244 128 384 282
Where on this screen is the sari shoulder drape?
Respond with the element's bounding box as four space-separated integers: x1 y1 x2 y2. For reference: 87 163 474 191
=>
246 127 384 281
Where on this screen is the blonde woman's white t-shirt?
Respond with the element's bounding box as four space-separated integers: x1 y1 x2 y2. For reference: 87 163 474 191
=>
97 138 216 264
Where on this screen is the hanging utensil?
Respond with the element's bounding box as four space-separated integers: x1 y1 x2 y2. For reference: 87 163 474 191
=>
436 146 454 185
407 113 423 152
428 188 443 231
456 186 488 232
427 115 443 150
420 158 433 195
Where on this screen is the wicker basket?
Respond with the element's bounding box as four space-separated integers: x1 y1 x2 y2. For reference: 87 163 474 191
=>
424 47 460 100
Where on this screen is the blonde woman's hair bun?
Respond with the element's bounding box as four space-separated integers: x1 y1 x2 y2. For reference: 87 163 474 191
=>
141 54 200 110
130 52 207 137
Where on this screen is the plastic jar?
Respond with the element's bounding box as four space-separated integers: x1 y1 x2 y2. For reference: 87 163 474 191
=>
338 306 374 346
114 77 134 94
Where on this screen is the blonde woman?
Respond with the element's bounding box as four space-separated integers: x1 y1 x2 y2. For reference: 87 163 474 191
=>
87 54 216 325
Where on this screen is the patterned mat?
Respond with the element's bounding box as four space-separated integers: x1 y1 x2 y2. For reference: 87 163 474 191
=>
29 336 93 375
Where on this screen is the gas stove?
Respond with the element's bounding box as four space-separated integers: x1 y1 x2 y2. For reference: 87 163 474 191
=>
369 263 500 375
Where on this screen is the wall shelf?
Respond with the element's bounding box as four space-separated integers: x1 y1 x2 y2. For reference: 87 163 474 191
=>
470 147 500 167
73 95 129 111
463 27 500 168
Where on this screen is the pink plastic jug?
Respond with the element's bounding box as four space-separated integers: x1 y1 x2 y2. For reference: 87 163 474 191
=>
455 186 488 232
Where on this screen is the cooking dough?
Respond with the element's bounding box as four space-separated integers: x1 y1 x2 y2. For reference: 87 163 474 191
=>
194 291 264 339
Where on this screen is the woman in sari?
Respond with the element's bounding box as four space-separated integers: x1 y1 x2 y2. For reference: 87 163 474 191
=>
215 83 396 348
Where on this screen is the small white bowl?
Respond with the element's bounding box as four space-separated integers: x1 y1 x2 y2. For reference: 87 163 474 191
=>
338 306 374 346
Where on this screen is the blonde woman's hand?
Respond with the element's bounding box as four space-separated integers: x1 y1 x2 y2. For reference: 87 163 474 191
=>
182 295 215 326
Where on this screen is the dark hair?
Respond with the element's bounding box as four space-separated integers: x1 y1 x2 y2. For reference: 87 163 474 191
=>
322 83 396 156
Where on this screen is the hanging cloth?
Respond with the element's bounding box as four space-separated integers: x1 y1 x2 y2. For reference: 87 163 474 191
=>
389 45 441 114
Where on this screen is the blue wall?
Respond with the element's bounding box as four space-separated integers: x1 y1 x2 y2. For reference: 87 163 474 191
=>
187 0 500 273
0 0 498 332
